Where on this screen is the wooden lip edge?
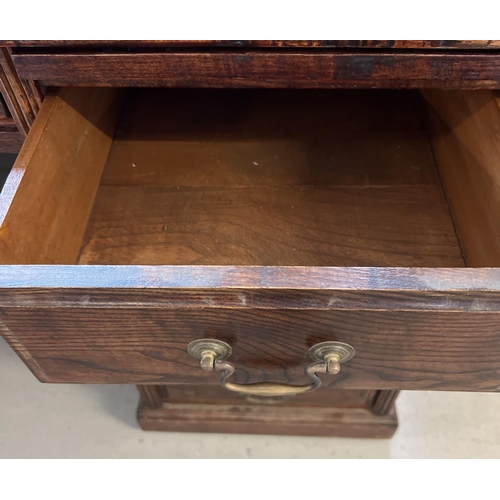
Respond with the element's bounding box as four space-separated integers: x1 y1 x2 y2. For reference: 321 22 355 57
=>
12 51 500 60
4 40 500 50
0 266 499 291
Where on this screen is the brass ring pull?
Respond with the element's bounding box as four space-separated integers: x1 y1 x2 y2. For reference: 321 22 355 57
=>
187 339 355 398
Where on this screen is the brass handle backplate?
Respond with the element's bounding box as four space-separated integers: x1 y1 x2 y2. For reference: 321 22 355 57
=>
187 339 355 397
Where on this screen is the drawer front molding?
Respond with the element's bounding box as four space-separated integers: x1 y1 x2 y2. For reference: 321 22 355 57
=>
10 52 500 89
1 266 500 391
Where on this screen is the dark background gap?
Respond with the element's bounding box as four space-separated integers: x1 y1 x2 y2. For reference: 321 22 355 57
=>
0 154 16 190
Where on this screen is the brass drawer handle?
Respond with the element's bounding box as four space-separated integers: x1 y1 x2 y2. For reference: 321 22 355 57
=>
187 339 355 397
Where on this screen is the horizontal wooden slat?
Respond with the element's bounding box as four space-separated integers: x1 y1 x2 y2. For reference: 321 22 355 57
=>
11 52 500 89
0 267 499 311
0 266 498 290
2 305 500 390
137 397 397 438
0 129 23 153
163 384 374 408
4 40 500 49
79 185 462 267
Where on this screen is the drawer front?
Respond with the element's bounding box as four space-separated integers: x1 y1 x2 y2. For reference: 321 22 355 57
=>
1 266 500 391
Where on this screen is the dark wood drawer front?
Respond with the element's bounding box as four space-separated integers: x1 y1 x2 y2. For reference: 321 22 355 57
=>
1 267 500 391
3 306 500 391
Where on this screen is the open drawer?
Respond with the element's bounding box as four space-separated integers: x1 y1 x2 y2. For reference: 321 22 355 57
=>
1 86 500 392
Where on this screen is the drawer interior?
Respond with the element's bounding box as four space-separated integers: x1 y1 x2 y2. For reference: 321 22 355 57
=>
2 86 500 269
77 88 462 268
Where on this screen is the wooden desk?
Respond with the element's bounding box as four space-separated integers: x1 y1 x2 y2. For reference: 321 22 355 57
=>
1 41 500 438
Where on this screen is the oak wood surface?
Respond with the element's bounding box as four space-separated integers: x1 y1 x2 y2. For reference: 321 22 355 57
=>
159 384 376 408
11 52 500 89
137 385 168 407
136 384 397 438
0 87 122 264
101 89 439 188
0 109 22 152
137 394 398 438
3 40 500 49
0 116 16 128
423 90 500 267
0 129 23 153
0 47 38 134
3 43 500 436
372 390 401 416
2 303 500 391
1 266 499 310
0 86 499 403
80 88 462 267
79 185 462 267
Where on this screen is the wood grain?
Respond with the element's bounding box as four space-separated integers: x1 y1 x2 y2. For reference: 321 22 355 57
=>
137 385 397 438
157 384 376 408
137 394 398 438
423 90 500 267
137 385 168 407
11 52 500 89
0 128 23 153
2 304 500 391
3 40 500 49
79 185 462 267
0 266 499 311
101 89 439 188
0 110 22 152
81 88 461 267
372 390 401 416
0 47 36 134
0 87 123 264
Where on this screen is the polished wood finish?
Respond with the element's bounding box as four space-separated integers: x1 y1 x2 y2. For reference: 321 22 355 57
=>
423 90 500 267
0 266 499 309
11 52 500 89
2 267 500 389
0 87 122 264
137 385 397 438
3 40 500 49
137 397 398 438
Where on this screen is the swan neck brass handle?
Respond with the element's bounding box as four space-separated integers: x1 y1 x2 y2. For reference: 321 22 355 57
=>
187 339 355 398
